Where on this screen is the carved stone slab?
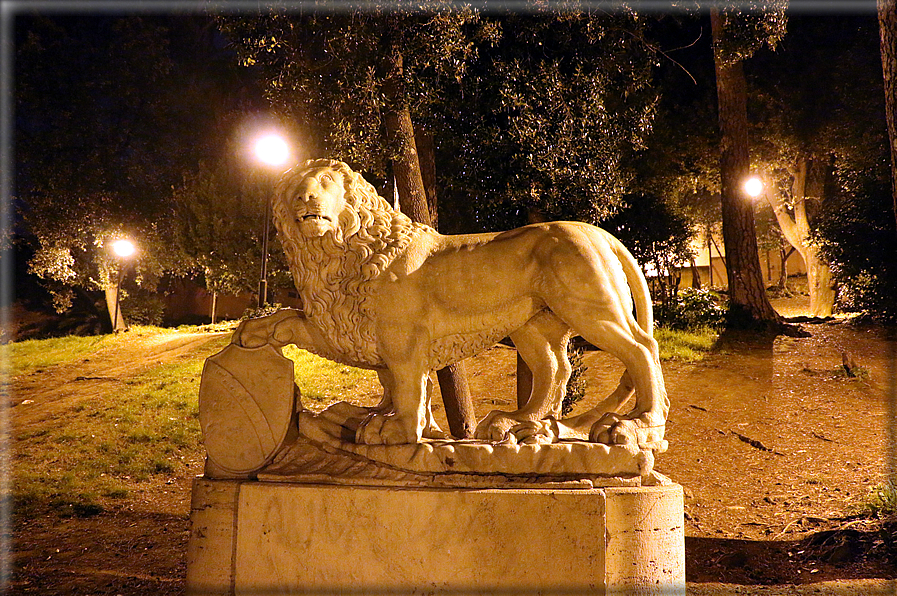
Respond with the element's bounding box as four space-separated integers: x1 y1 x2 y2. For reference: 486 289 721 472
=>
198 344 297 474
293 404 656 477
246 401 666 487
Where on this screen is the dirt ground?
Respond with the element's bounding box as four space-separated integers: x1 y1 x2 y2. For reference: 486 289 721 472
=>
6 297 897 595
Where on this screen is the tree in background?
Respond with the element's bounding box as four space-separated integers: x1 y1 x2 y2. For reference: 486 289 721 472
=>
629 13 722 291
709 4 786 329
16 17 188 328
749 15 892 318
15 16 263 329
748 16 890 317
431 11 657 233
880 0 897 231
638 12 892 320
173 153 291 323
602 193 695 320
815 172 897 321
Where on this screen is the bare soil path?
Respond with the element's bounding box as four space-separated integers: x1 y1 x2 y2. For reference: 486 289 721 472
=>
6 307 897 595
11 331 223 421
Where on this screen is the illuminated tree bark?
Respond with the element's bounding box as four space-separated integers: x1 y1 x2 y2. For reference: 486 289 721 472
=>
764 160 835 317
879 0 897 230
711 9 780 328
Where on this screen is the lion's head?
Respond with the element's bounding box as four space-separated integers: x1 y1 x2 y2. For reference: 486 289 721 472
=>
272 159 432 365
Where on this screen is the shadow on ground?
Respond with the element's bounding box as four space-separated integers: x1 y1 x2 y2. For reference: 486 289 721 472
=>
687 522 896 585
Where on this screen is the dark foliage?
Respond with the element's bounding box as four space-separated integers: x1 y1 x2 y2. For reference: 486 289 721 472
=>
601 193 695 312
561 342 588 418
815 176 897 321
434 12 657 233
656 287 727 331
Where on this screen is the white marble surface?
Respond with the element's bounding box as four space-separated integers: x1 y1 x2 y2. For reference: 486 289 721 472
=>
185 478 686 595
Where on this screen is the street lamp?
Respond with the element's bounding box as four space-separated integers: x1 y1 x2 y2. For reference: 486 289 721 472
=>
253 133 291 308
744 176 764 199
111 238 136 333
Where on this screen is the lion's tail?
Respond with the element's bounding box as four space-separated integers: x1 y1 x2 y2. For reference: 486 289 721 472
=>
601 229 653 335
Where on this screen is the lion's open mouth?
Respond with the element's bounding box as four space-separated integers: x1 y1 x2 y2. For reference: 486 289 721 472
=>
302 214 332 222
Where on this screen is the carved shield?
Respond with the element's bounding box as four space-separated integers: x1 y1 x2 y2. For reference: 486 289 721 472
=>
198 344 296 474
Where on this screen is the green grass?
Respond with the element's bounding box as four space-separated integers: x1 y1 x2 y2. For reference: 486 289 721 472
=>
857 482 897 519
9 328 377 518
5 325 173 376
10 323 713 518
655 326 719 362
281 345 377 406
11 329 230 517
6 334 116 376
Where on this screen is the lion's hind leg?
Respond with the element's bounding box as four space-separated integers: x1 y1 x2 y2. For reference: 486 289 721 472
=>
560 369 634 436
552 300 667 448
474 311 573 444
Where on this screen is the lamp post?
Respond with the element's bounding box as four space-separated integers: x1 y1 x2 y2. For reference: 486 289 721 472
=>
111 238 136 333
253 133 290 308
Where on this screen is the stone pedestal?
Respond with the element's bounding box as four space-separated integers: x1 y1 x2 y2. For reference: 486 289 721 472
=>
186 477 685 596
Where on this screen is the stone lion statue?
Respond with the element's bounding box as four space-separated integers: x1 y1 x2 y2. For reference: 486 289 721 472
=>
234 159 668 448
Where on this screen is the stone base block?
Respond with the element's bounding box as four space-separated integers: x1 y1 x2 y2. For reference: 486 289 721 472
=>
186 478 685 596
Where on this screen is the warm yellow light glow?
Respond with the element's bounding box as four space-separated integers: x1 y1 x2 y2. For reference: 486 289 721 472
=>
744 176 764 198
112 239 136 258
254 134 290 166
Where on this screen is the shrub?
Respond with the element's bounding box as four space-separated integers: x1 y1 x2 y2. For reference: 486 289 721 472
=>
561 343 588 417
656 288 726 331
860 482 897 519
815 174 897 321
241 302 283 320
120 291 165 326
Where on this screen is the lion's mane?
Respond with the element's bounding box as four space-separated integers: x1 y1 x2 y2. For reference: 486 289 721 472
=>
272 159 433 366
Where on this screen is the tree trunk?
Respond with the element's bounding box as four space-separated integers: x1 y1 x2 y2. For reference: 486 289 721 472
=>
710 9 780 328
414 127 440 231
879 0 897 231
382 49 430 225
805 245 835 317
435 365 475 439
765 159 836 317
690 258 702 289
210 290 218 325
382 46 475 438
778 243 792 294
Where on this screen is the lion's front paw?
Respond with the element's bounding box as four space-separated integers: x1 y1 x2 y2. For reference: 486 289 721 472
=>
231 309 302 349
510 420 557 445
474 410 520 442
355 412 420 445
590 412 666 449
475 411 557 445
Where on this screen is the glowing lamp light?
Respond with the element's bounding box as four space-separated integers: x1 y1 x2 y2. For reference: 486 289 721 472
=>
744 176 764 198
112 239 136 258
254 134 290 167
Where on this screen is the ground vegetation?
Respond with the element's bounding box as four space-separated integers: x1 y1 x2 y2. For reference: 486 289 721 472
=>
6 298 895 594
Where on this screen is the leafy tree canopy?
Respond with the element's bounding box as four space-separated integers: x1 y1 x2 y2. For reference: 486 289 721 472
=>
15 15 265 313
218 7 479 178
220 7 659 233
433 10 658 232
